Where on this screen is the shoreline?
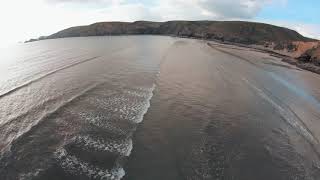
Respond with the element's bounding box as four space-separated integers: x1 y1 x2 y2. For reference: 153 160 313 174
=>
206 39 320 75
26 34 320 75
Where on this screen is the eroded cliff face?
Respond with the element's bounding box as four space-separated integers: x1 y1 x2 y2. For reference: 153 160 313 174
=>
310 46 320 61
277 42 320 74
292 41 320 57
261 41 320 58
299 45 320 64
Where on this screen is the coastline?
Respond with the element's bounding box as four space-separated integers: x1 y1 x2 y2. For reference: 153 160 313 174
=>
26 31 320 76
205 39 320 75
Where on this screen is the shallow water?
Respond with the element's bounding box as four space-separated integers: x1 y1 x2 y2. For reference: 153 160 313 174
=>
1 36 320 180
0 36 174 180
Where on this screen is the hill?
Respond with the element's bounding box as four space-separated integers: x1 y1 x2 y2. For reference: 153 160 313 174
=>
29 21 316 45
27 21 320 70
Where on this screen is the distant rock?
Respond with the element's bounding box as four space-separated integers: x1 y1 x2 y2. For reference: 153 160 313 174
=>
298 54 312 63
24 38 38 43
25 36 48 43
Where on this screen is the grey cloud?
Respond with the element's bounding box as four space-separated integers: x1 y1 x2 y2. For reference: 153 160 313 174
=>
46 0 95 3
198 0 269 19
45 0 123 4
44 0 270 20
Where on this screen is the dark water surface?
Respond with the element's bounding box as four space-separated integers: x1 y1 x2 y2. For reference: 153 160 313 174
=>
1 36 320 180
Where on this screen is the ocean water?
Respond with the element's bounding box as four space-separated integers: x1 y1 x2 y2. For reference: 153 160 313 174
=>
1 36 320 180
0 36 175 180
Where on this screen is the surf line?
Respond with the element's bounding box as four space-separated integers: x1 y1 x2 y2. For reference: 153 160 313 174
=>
0 56 100 99
0 81 103 153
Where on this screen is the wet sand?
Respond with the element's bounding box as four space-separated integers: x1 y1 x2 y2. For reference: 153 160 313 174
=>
124 39 320 180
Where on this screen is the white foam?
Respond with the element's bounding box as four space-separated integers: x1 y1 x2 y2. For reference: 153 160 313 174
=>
86 84 155 124
74 135 133 157
55 148 125 180
77 112 126 135
52 84 156 180
126 89 151 98
19 168 43 180
126 84 155 123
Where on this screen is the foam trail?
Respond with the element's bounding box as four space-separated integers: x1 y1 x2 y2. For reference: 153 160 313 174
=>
129 84 156 123
87 85 156 124
0 56 100 99
243 78 317 144
73 135 133 156
77 112 127 135
55 148 125 180
19 168 43 180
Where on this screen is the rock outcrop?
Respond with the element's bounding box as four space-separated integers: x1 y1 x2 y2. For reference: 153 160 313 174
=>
298 45 320 64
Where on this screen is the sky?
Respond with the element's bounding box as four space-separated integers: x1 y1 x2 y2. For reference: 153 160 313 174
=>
0 0 319 47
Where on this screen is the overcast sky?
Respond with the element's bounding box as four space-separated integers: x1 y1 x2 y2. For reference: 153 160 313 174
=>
0 0 319 47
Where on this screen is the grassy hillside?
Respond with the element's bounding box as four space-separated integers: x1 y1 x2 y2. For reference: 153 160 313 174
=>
33 21 315 45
